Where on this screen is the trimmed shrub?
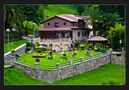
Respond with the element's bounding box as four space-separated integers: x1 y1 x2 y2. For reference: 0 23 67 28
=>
100 48 107 53
88 44 93 49
26 42 32 47
74 41 80 49
35 42 39 46
46 47 51 51
80 44 85 50
94 48 101 52
32 53 46 58
26 47 32 51
11 49 15 53
37 49 42 53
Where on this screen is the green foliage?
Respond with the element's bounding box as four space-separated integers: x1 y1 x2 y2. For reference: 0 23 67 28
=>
26 42 32 47
45 47 51 51
80 44 85 50
32 53 46 58
94 47 107 53
74 41 80 49
4 30 23 42
100 48 107 53
108 23 125 50
39 5 78 20
26 47 32 51
88 44 93 49
94 48 100 52
37 49 42 53
11 49 15 53
4 39 28 53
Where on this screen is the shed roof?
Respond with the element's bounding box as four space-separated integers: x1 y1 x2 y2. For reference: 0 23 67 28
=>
87 36 108 41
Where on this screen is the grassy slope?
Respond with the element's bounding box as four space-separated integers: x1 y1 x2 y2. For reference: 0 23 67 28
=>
4 64 125 85
43 4 78 18
4 39 28 53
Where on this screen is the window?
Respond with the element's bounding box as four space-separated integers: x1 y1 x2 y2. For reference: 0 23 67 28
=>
85 32 87 36
64 22 66 25
47 23 50 25
82 32 84 37
54 22 59 27
78 32 80 37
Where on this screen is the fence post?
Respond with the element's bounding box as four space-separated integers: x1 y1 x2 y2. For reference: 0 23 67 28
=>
56 63 61 80
121 48 125 66
35 62 40 79
80 57 84 62
69 60 73 65
10 55 16 66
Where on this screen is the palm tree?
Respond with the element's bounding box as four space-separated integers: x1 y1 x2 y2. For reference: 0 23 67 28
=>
102 12 123 36
84 5 103 36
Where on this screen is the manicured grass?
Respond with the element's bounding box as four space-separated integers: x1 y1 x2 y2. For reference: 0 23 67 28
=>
17 50 100 70
4 64 125 85
4 39 28 53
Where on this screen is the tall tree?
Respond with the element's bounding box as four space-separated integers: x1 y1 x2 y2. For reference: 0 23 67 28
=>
108 23 125 50
84 5 103 36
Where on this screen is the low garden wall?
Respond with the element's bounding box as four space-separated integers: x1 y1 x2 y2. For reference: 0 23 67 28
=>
4 44 26 64
111 52 125 66
8 49 125 83
13 54 112 83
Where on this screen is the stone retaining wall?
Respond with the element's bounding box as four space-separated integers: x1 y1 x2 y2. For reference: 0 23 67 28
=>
111 52 125 66
13 54 111 83
4 44 26 64
11 51 125 83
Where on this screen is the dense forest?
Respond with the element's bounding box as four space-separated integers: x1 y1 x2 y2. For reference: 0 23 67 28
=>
4 4 125 50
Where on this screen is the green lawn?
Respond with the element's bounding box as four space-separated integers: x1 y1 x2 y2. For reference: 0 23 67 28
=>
4 64 125 85
4 39 28 53
17 50 100 70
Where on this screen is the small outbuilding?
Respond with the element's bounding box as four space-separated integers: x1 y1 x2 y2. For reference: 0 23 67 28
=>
87 36 108 48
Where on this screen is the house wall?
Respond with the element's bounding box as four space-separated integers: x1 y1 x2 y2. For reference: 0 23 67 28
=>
44 17 72 28
72 30 88 41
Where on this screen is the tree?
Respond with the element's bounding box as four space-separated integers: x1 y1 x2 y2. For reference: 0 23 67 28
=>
84 5 103 36
108 23 125 50
76 5 85 15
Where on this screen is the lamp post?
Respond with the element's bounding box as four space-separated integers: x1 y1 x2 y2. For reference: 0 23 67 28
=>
58 33 62 52
119 39 122 51
33 23 36 38
6 29 10 52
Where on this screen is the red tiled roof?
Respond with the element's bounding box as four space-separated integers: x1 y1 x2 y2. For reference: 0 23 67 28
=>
76 15 90 19
87 36 108 41
57 14 82 22
41 14 91 23
39 27 72 31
